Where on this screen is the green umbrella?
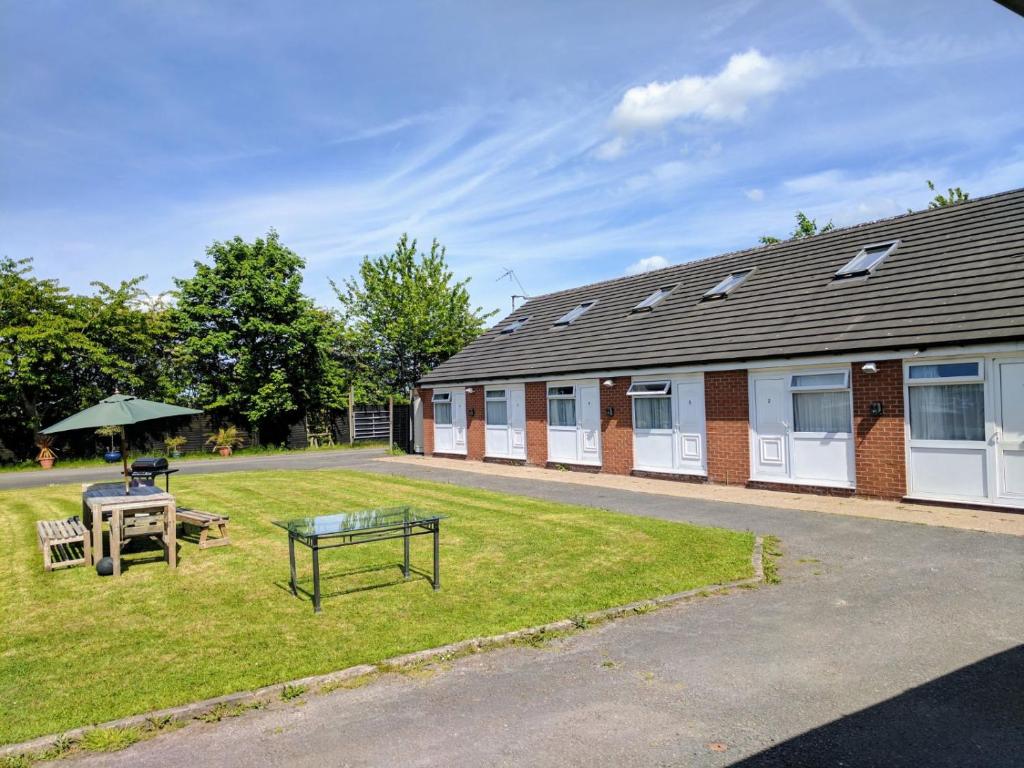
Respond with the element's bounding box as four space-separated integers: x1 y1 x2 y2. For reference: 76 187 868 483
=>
41 394 202 491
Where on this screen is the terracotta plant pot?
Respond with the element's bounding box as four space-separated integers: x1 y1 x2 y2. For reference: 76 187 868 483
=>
217 446 232 457
38 457 55 470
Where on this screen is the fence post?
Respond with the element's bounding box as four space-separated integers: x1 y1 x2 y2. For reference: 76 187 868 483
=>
388 396 394 452
348 386 355 446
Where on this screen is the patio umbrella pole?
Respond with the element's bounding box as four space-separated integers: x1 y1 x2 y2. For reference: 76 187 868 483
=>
121 428 130 493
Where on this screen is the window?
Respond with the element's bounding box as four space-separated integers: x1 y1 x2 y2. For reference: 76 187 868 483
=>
835 241 899 279
627 381 671 396
485 390 508 426
431 392 451 402
434 402 452 425
500 317 529 334
908 361 985 441
790 372 849 389
634 397 672 430
793 391 851 432
554 301 596 326
703 270 752 299
632 286 674 313
547 385 576 427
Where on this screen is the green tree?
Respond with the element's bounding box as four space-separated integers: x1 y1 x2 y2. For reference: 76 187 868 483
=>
333 235 494 397
759 211 835 245
927 179 970 208
172 230 345 443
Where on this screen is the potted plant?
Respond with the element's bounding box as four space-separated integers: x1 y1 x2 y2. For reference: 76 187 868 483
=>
96 425 123 463
164 435 187 458
35 435 57 469
206 425 243 457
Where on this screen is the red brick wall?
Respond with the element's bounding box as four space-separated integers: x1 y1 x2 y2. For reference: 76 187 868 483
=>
419 387 434 455
525 382 548 466
853 360 906 499
705 370 750 485
600 378 632 475
466 386 485 460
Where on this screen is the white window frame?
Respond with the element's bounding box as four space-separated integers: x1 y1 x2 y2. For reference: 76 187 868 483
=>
431 392 451 402
631 287 674 313
906 360 984 385
786 368 853 436
546 384 577 427
789 371 850 391
703 269 753 299
484 388 508 426
834 240 899 279
554 301 596 326
627 381 671 396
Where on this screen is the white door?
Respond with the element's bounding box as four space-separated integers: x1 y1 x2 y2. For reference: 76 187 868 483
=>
509 386 527 459
996 361 1024 500
452 390 467 453
673 378 705 473
752 376 789 478
578 384 602 465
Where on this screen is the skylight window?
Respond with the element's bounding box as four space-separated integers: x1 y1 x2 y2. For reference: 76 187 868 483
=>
631 286 675 313
627 381 671 396
835 241 899 279
554 301 596 326
703 269 753 299
500 316 530 334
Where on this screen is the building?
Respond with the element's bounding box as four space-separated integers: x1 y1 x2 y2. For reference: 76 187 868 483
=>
417 188 1024 510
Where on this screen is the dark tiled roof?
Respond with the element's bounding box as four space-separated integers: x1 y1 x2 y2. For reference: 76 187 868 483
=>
420 187 1024 385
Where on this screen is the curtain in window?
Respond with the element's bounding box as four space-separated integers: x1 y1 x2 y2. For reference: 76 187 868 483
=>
634 397 672 430
434 402 452 426
792 391 851 433
486 400 508 426
909 384 985 441
548 399 576 427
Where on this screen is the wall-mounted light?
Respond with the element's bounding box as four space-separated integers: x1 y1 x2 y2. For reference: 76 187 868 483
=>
861 362 878 374
602 379 615 388
465 387 475 393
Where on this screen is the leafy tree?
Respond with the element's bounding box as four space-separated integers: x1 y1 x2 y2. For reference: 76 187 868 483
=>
926 179 970 208
172 230 345 443
333 235 494 397
759 211 835 245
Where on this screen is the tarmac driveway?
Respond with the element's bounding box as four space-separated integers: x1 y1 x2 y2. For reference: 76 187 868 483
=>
49 460 1024 767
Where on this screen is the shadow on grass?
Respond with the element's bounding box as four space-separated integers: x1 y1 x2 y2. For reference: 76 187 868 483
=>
274 562 435 601
729 644 1024 768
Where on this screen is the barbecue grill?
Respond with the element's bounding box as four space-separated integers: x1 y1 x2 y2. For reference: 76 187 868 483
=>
128 456 178 491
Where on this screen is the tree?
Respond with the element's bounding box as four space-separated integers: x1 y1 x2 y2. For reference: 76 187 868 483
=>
333 235 495 397
172 231 344 443
927 180 970 209
759 211 835 245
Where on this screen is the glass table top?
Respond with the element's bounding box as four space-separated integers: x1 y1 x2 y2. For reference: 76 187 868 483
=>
83 483 169 500
273 506 445 538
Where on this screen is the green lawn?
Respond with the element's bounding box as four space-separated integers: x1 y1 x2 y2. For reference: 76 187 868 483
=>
0 469 753 745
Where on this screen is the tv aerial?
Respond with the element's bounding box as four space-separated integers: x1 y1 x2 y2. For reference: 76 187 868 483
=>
497 268 530 311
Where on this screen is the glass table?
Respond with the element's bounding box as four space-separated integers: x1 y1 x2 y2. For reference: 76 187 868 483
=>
273 507 446 613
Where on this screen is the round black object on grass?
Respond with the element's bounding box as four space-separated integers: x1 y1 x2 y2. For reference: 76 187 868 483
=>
96 557 114 576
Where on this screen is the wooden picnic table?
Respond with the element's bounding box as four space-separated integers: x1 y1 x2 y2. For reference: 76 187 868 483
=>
81 483 177 574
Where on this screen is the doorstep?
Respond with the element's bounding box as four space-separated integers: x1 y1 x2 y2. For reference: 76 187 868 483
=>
379 455 1024 537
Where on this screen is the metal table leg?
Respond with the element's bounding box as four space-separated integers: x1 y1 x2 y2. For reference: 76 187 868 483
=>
288 534 297 596
403 522 410 579
432 522 440 591
312 539 322 613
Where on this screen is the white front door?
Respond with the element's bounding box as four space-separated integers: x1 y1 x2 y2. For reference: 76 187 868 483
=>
752 376 789 478
509 386 527 459
996 360 1024 501
673 378 705 473
578 384 602 465
484 385 526 460
451 390 467 453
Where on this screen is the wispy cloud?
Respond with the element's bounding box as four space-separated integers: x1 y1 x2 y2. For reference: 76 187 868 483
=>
625 255 670 275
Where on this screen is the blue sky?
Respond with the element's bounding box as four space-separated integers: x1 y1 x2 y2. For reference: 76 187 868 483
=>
2 1 1023 318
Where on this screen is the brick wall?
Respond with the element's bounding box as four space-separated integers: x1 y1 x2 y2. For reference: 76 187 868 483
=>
419 387 434 455
466 386 485 460
705 370 750 485
600 378 633 475
525 382 548 466
853 360 906 499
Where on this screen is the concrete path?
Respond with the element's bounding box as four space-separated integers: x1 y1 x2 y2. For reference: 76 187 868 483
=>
0 447 385 491
50 458 1024 767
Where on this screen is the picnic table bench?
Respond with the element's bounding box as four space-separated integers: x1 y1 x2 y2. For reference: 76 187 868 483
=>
37 517 91 571
176 508 230 549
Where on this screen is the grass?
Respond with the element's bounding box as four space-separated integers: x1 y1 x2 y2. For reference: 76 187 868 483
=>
0 469 753 745
0 440 389 473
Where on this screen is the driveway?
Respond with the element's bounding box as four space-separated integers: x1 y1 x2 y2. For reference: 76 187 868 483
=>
0 447 386 491
50 459 1024 767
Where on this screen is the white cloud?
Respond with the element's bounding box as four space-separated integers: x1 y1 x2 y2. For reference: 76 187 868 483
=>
625 255 670 276
594 136 625 160
745 187 765 201
609 50 787 135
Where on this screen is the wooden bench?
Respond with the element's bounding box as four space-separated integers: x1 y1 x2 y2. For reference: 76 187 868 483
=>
176 508 230 549
37 517 91 571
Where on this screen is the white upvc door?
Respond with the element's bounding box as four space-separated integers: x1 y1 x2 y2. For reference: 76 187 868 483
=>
751 375 789 479
546 380 601 466
484 384 526 460
995 359 1024 501
578 384 602 465
451 390 467 453
432 388 465 454
673 377 706 474
509 386 527 458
